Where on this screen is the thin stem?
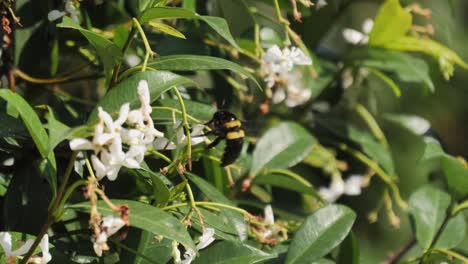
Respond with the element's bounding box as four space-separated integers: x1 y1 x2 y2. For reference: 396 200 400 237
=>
264 168 311 187
172 86 192 168
451 199 468 216
149 149 172 163
152 106 202 123
111 26 137 86
15 69 102 84
273 0 283 22
118 66 157 81
20 152 78 264
180 173 205 228
431 248 468 263
54 179 89 219
338 143 408 210
254 23 262 57
132 18 157 72
383 238 416 264
163 201 252 218
355 103 390 150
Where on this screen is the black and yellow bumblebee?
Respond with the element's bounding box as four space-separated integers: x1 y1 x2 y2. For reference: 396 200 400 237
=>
204 110 244 166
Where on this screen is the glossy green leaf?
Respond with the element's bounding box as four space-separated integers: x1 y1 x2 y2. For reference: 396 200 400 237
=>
132 169 171 207
250 122 317 176
0 89 57 195
134 232 173 264
441 155 468 198
360 50 434 92
436 213 466 249
186 173 247 240
369 0 412 46
254 172 321 199
148 21 186 39
147 55 260 88
285 205 356 264
193 240 276 264
71 199 196 251
57 17 122 80
88 71 196 123
139 7 240 49
337 232 360 264
408 185 451 249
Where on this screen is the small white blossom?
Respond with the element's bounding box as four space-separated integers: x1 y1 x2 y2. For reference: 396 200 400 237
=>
153 121 206 150
29 235 52 264
69 79 164 181
316 0 328 9
0 232 51 263
261 45 312 107
319 175 366 202
47 0 80 23
401 116 430 135
93 216 126 257
124 54 141 67
264 205 275 225
343 18 374 45
174 228 216 264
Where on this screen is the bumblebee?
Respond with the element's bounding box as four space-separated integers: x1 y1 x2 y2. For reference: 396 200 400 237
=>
204 110 244 166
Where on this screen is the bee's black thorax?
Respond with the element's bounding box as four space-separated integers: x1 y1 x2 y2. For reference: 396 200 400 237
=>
205 110 244 166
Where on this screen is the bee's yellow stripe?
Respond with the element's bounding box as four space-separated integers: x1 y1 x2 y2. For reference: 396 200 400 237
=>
226 130 245 140
224 120 241 129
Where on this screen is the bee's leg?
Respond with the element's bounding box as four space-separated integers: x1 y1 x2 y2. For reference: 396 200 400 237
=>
205 136 223 149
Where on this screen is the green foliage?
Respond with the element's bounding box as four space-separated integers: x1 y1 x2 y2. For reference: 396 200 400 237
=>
1 0 468 263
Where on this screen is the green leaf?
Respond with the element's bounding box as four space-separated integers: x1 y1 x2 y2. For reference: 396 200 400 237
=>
71 199 196 251
318 118 395 176
420 137 445 161
382 36 468 80
0 90 48 158
147 55 260 88
186 173 247 240
139 7 240 49
360 49 434 92
436 213 466 249
369 0 412 46
153 99 216 122
88 71 196 123
254 172 321 199
250 122 317 176
135 232 173 264
45 109 90 153
193 240 276 264
441 155 468 198
132 169 171 207
367 67 401 97
337 232 360 264
0 89 57 196
148 21 186 39
285 205 356 264
408 185 451 249
57 17 122 80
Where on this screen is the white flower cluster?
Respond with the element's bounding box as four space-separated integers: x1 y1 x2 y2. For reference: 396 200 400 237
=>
48 0 80 23
173 228 215 264
93 216 126 256
261 45 313 107
153 121 206 150
342 19 374 45
70 80 164 181
318 175 367 202
0 232 51 263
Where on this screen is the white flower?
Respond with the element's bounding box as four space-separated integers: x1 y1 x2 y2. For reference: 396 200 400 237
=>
343 18 374 45
175 228 216 264
401 116 430 135
262 45 312 82
0 232 34 259
271 70 311 107
124 54 141 67
47 0 80 23
93 216 126 257
264 205 275 225
319 175 366 202
0 232 51 263
316 0 328 9
29 235 52 264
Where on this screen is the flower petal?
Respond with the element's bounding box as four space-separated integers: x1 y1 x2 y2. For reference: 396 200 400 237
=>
342 29 366 44
69 138 93 151
197 228 215 250
264 205 275 225
47 10 66 21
